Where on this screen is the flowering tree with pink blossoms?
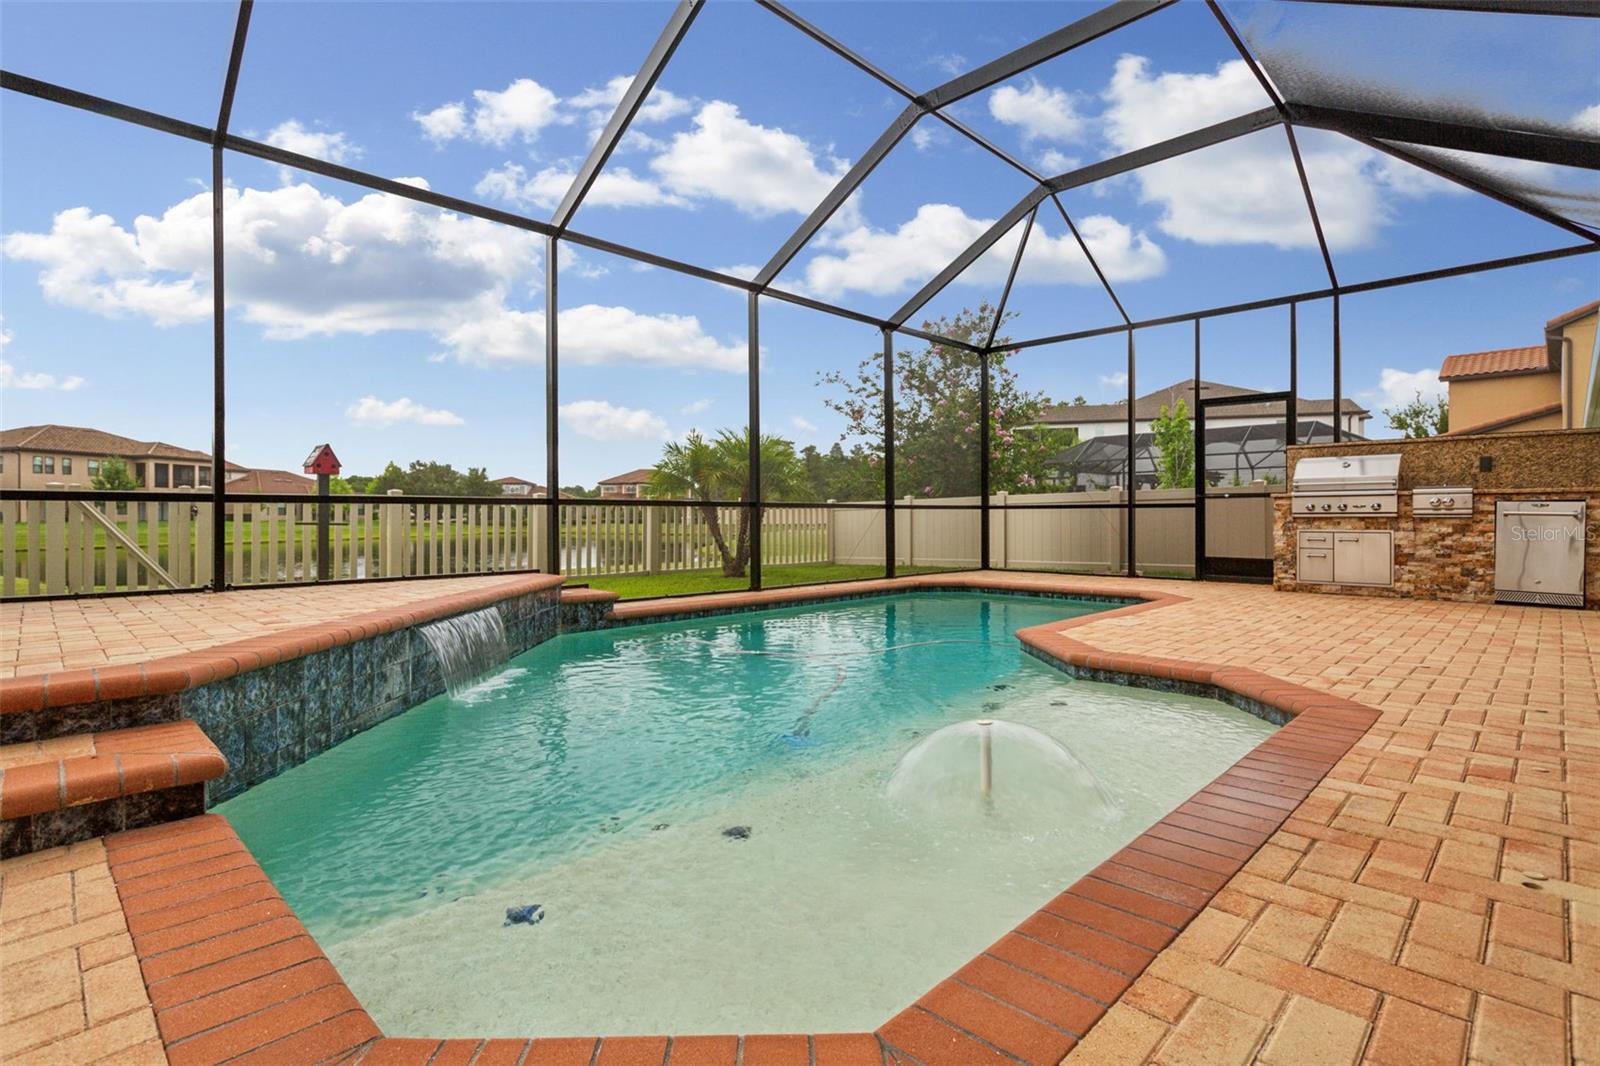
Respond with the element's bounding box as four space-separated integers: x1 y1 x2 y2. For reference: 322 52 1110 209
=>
818 305 1077 498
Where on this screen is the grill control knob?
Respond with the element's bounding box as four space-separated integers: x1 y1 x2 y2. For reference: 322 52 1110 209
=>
1337 503 1348 511
1442 497 1454 508
1370 502 1381 511
1321 503 1331 512
1304 502 1314 512
1429 496 1441 508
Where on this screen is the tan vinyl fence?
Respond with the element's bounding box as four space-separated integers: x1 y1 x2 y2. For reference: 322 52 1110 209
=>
832 487 1277 575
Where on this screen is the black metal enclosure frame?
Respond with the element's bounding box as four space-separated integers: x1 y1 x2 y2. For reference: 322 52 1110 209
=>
2 0 1597 599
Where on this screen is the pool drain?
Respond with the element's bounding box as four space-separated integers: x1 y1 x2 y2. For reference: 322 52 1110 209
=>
722 825 752 840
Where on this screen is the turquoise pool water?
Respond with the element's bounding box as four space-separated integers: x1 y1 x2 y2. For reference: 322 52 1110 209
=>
218 592 1275 1036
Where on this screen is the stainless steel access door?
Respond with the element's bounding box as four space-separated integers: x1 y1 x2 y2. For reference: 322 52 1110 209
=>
1495 500 1587 607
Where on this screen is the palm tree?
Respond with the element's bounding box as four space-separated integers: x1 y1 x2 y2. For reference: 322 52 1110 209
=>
649 429 806 576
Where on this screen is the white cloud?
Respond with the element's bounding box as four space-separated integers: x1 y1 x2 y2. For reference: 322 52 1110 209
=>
2 182 545 339
1366 367 1445 410
1573 103 1600 136
264 120 361 165
345 395 464 427
569 75 693 127
1099 371 1128 388
910 125 945 154
800 203 1164 298
413 102 467 144
1 361 85 391
926 53 968 76
681 398 712 415
1102 56 1442 251
441 304 745 372
413 78 566 146
1037 149 1079 174
989 80 1084 142
650 102 849 217
789 415 817 434
559 399 669 441
474 161 685 211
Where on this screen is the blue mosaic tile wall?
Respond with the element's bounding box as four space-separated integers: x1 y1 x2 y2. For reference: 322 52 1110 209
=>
187 587 560 802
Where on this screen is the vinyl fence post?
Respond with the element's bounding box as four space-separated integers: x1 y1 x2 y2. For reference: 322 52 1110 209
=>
994 490 1008 570
645 506 663 574
382 489 405 577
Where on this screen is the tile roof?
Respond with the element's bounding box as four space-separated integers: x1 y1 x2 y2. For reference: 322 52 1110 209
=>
1436 345 1550 381
598 467 656 485
0 424 224 464
225 468 317 495
1546 298 1599 332
1038 379 1367 424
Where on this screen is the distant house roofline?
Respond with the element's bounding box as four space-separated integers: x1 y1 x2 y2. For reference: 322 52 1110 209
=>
1038 378 1367 425
1437 345 1550 382
1545 299 1599 333
598 467 656 486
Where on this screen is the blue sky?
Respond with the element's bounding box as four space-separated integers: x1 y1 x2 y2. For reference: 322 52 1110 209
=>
2 0 1596 487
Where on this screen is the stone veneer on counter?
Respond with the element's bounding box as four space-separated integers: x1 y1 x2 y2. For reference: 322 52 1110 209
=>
1275 428 1600 608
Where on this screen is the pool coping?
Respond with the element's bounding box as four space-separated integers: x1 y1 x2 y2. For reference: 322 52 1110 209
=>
0 573 568 716
87 571 1379 1066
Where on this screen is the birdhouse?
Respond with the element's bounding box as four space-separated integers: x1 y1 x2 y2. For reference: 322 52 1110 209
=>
302 443 342 477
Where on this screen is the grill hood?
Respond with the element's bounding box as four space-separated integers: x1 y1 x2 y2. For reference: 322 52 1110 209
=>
1292 454 1401 495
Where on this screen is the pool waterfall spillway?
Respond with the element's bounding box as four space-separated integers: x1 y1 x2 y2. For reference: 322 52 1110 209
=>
419 607 511 695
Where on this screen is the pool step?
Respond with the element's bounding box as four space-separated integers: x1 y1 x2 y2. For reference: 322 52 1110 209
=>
0 720 226 859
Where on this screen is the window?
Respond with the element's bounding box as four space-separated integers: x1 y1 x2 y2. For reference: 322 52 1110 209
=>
61 457 72 475
33 455 54 475
134 462 145 483
198 467 211 488
173 464 196 488
88 459 101 477
153 463 169 488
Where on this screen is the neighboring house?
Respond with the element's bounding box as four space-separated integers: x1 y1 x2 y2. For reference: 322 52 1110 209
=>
0 424 244 492
493 477 578 499
1440 299 1599 435
1037 379 1369 440
598 468 655 499
225 469 317 495
494 476 543 496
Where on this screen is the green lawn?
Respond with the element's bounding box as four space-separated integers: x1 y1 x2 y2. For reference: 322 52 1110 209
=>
573 563 952 600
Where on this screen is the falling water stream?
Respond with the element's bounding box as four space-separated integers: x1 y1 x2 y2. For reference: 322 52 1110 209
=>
418 607 510 695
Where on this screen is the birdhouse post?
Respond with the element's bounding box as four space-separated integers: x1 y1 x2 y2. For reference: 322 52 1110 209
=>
302 444 342 580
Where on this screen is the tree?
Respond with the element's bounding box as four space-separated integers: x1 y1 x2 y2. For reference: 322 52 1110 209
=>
1151 400 1196 489
649 429 806 577
560 484 599 499
1384 391 1449 438
364 460 499 497
91 456 140 491
818 304 1076 497
799 442 883 502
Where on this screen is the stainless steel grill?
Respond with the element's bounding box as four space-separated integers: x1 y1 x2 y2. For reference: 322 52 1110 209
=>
1291 454 1401 517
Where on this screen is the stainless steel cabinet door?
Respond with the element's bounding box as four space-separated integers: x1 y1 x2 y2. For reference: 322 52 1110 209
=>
1495 502 1585 597
1333 531 1393 586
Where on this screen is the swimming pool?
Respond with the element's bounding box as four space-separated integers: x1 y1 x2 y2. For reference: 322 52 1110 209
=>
217 591 1275 1036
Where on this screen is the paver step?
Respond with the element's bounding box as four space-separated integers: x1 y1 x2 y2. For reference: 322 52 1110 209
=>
0 720 226 858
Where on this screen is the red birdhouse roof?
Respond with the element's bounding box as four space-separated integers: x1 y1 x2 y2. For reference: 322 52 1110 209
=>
302 443 341 475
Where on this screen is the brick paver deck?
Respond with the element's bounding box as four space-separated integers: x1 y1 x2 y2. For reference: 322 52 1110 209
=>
0 576 529 679
1 572 1595 1065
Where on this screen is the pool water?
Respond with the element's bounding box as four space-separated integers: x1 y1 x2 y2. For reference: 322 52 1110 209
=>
218 592 1274 1036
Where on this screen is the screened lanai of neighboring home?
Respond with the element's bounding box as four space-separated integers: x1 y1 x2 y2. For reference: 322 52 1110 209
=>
1 0 1596 598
